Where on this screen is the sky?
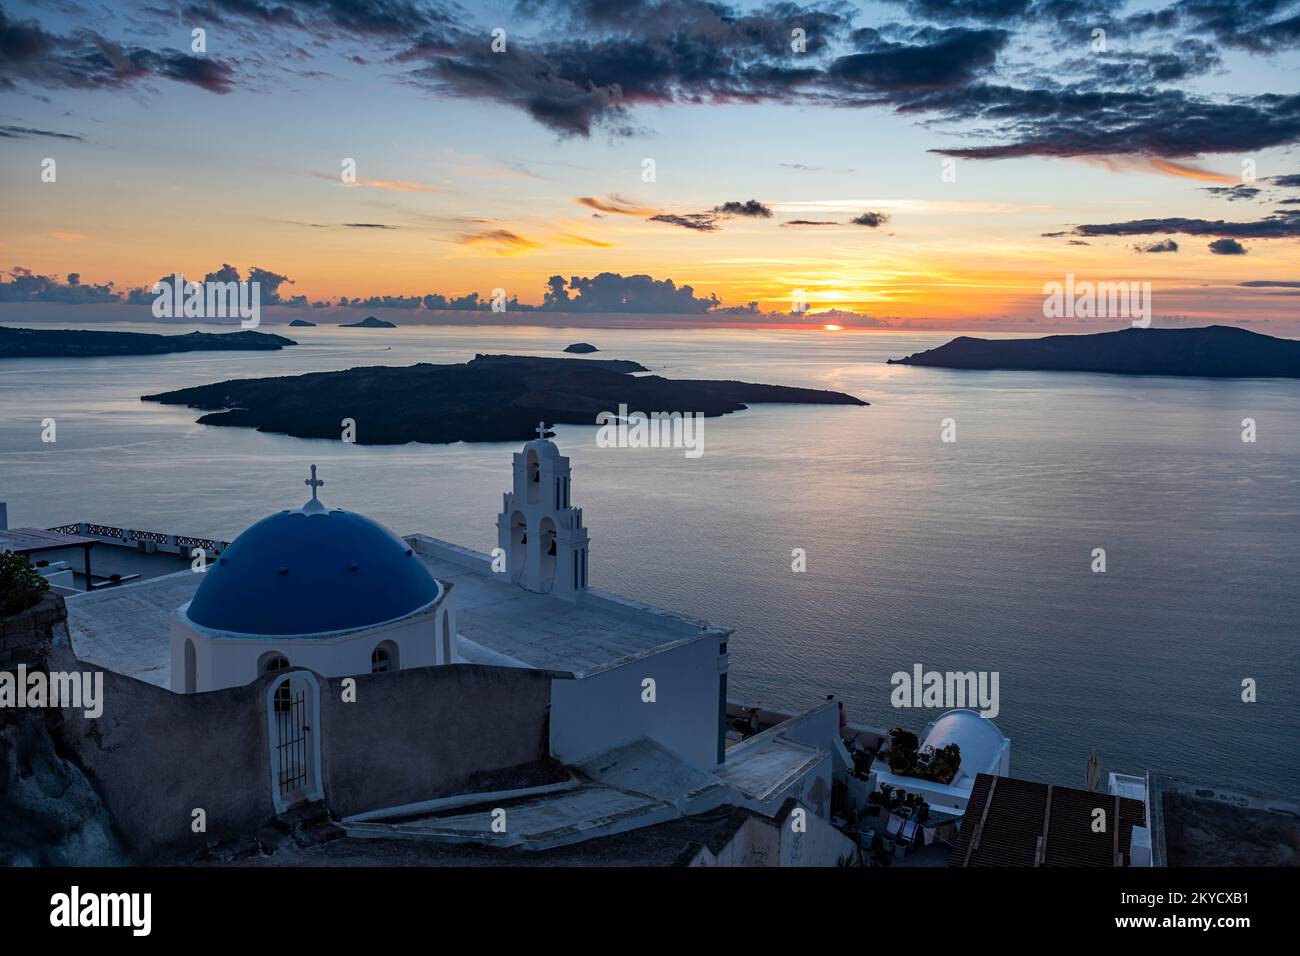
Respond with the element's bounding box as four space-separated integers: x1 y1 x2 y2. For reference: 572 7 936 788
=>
1 0 1300 331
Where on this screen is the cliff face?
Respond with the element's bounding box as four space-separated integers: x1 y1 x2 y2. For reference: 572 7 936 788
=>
0 708 125 866
0 599 124 865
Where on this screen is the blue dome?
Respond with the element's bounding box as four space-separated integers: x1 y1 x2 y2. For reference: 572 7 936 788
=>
186 508 439 636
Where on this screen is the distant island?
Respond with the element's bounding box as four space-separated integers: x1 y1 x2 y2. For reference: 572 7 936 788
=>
564 342 599 353
887 326 1300 378
340 316 396 328
0 326 295 359
289 319 317 327
142 353 867 445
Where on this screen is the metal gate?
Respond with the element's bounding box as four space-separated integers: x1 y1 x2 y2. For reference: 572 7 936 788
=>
274 686 309 799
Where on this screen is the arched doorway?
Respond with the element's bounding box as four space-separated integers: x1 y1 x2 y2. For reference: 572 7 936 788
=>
441 609 452 664
265 671 323 813
183 639 196 694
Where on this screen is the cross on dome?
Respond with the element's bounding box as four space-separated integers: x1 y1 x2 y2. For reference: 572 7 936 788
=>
535 421 549 439
305 464 324 501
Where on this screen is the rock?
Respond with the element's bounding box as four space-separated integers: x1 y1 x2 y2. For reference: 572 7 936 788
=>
289 319 317 327
564 342 599 353
339 316 396 328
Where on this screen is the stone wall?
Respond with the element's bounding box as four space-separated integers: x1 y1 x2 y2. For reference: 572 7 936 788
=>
0 591 65 668
45 640 278 863
319 664 562 818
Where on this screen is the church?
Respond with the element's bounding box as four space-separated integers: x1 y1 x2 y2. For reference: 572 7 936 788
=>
42 429 856 864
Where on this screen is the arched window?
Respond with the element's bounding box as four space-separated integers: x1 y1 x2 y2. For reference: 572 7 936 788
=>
371 641 398 673
183 639 197 694
259 652 291 711
441 609 452 664
259 652 290 675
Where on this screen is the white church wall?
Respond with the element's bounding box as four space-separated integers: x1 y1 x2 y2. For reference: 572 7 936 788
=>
172 599 444 692
550 633 724 770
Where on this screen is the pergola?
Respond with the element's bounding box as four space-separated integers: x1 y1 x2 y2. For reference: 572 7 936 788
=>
0 528 98 591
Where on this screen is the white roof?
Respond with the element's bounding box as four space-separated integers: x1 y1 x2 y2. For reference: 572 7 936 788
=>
921 709 1008 785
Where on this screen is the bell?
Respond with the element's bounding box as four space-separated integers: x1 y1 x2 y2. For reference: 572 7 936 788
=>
520 532 527 544
547 539 557 556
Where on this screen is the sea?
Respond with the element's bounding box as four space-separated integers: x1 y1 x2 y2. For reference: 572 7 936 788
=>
2 320 1297 795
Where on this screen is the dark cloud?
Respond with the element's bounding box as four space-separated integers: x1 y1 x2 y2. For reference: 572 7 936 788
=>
1203 185 1262 201
782 219 839 226
830 27 1008 91
344 223 397 229
1208 237 1248 254
187 0 455 37
926 85 1300 161
0 7 234 93
0 267 116 303
0 125 83 140
713 199 772 218
1165 0 1300 53
1268 174 1300 187
1239 280 1300 287
541 271 719 313
1073 212 1300 239
850 211 890 227
1134 239 1179 253
649 213 720 231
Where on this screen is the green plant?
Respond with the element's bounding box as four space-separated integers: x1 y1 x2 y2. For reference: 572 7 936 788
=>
0 551 50 616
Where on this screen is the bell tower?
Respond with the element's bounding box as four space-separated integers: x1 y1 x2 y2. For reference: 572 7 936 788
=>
495 423 590 600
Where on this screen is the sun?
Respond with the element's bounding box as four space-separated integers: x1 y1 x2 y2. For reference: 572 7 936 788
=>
822 323 842 332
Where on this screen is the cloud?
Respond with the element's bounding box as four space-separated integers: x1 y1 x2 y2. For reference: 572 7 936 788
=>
185 0 456 38
649 213 720 231
0 267 116 303
456 229 543 252
576 194 656 216
0 7 234 94
343 223 397 229
925 86 1300 164
782 219 839 226
850 211 890 227
1072 212 1300 239
1203 185 1262 201
0 125 83 140
555 233 615 248
1268 174 1300 188
541 271 719 313
1239 280 1300 287
712 199 772 218
308 172 447 193
1134 239 1179 253
829 27 1009 91
1208 237 1248 254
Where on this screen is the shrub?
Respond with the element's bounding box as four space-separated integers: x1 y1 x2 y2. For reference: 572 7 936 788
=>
0 551 50 616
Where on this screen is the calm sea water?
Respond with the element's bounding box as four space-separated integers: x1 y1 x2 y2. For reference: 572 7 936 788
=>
2 321 1297 794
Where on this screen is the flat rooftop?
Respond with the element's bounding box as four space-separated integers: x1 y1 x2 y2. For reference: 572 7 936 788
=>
408 535 717 675
64 531 720 685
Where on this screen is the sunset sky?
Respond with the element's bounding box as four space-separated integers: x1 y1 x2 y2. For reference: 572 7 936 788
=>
2 0 1299 330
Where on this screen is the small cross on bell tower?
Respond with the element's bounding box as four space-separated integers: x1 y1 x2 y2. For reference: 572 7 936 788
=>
535 421 550 439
